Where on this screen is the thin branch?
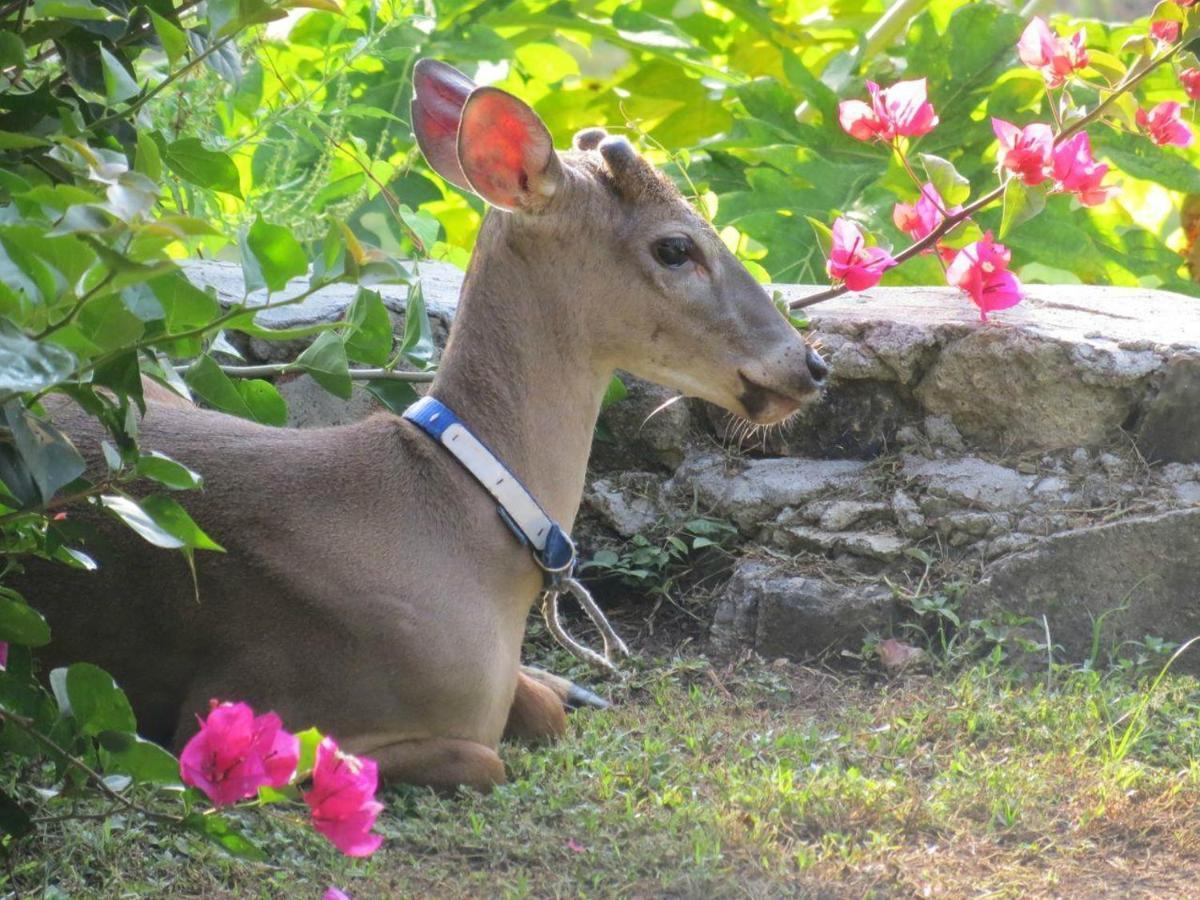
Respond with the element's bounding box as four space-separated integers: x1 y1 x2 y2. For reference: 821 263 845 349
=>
173 362 435 382
0 710 183 825
790 40 1184 310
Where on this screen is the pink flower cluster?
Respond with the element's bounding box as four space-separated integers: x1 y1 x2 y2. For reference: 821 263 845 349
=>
180 700 383 857
892 183 962 245
0 642 7 669
826 218 895 290
837 78 938 142
1137 102 1194 148
946 234 1023 322
1017 17 1088 87
991 120 1115 206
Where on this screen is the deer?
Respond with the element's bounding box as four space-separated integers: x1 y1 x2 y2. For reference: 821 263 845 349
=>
19 59 829 792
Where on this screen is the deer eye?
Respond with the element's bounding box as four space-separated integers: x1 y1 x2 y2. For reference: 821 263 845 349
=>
653 236 693 269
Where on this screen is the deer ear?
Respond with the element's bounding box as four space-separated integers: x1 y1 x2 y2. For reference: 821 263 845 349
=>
457 87 561 212
411 59 474 191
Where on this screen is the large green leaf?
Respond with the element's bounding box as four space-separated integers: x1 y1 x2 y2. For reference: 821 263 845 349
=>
184 355 287 425
1093 131 1200 194
64 662 137 736
2 401 86 505
0 592 51 646
0 324 77 393
295 331 352 399
344 288 393 366
242 216 308 293
163 138 242 198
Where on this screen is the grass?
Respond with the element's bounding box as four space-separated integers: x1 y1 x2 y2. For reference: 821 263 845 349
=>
6 645 1200 899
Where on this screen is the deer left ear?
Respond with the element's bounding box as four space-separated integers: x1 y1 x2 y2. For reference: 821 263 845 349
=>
411 59 475 191
457 87 562 212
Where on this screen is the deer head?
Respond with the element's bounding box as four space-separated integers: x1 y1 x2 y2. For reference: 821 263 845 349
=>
412 59 828 425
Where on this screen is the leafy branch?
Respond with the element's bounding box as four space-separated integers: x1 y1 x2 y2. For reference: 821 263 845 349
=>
790 36 1188 310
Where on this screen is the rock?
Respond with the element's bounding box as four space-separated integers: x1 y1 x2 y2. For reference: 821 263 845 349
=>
967 508 1200 669
776 282 1200 459
1174 481 1200 505
592 375 694 473
985 532 1036 559
772 525 906 563
1137 357 1200 463
934 511 1007 543
278 376 387 427
818 500 891 531
583 475 663 537
1098 452 1125 475
892 490 927 539
711 560 894 659
671 454 867 530
924 415 965 451
902 455 1034 511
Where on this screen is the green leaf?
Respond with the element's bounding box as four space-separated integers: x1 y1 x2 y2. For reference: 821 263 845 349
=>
102 494 186 549
183 812 268 860
999 178 1047 238
0 789 33 841
1093 131 1200 194
343 289 392 366
135 130 163 180
398 282 433 368
236 379 288 426
293 726 324 779
601 375 627 410
149 11 188 67
103 735 181 785
138 494 223 551
163 138 242 198
0 32 25 70
0 593 51 646
295 331 351 399
2 401 87 505
242 216 307 293
184 356 286 425
363 378 417 413
65 662 137 736
804 216 833 258
33 0 112 19
135 451 203 490
918 154 972 206
99 47 139 104
0 324 77 393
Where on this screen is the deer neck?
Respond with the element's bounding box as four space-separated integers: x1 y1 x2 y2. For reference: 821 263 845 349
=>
427 219 609 531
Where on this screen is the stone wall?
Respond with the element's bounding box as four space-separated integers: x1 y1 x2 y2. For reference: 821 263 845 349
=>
187 260 1200 670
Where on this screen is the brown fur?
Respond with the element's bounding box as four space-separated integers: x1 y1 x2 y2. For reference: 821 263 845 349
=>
16 86 825 791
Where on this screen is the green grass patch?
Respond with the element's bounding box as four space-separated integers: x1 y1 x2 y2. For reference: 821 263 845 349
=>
6 656 1200 897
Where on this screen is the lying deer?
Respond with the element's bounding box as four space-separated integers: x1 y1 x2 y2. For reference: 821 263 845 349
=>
23 60 828 791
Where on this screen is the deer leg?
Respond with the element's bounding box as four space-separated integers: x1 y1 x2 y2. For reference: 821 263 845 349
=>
503 670 568 744
519 665 609 710
370 738 506 793
504 667 609 744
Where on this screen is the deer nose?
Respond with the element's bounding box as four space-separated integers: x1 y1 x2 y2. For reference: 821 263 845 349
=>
805 346 829 386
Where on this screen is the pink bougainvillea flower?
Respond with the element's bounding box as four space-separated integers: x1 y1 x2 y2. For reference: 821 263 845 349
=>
0 642 7 669
1051 132 1116 207
892 183 961 244
946 232 1024 322
827 217 896 290
838 78 938 141
1173 0 1198 6
179 701 300 807
323 890 351 900
992 119 1054 185
1137 101 1194 147
303 737 384 858
1181 68 1200 101
1017 17 1089 87
1151 20 1182 44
